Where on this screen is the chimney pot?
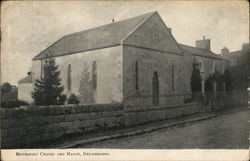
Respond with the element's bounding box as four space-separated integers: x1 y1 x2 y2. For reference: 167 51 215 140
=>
112 19 114 23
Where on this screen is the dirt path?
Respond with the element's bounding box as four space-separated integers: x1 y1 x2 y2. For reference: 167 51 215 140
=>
81 109 249 149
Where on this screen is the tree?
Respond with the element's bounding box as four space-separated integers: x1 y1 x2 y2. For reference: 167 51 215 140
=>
205 75 213 92
32 57 65 105
67 93 80 104
79 63 94 104
224 69 233 91
213 70 224 91
190 63 202 93
1 82 12 94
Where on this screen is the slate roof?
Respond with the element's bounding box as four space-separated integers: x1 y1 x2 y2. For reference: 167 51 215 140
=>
220 50 242 61
18 73 32 84
179 44 224 60
33 11 224 61
33 12 158 60
229 50 242 55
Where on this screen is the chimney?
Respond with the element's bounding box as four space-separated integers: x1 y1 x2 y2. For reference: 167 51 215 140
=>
195 36 211 51
221 47 229 55
167 27 172 34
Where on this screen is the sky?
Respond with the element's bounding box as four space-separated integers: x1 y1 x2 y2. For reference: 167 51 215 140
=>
1 1 249 85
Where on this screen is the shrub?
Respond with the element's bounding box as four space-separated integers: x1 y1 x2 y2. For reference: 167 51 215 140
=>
1 82 12 94
58 94 67 105
191 63 202 93
1 100 29 108
67 94 80 104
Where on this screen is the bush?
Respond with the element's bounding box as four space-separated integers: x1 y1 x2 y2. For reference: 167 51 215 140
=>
1 100 29 108
1 82 12 94
67 94 80 104
58 94 67 105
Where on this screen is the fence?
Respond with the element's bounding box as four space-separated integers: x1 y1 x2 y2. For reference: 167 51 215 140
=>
122 90 248 108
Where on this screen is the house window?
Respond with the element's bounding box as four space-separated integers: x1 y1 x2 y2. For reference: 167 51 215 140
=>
135 61 139 91
153 33 161 40
212 61 216 73
172 65 174 91
67 64 72 92
222 62 225 73
92 61 97 89
200 59 204 72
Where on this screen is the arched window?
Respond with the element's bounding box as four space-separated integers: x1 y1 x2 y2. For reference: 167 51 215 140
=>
92 61 97 89
67 64 72 92
135 61 139 91
152 71 159 105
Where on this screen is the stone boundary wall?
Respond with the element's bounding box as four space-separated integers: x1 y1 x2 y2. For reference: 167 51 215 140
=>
1 91 247 148
1 104 124 148
124 103 205 126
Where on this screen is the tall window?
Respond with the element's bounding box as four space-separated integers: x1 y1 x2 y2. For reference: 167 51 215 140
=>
67 64 72 92
152 71 159 105
222 62 225 73
92 61 97 89
135 61 139 91
212 61 216 73
172 65 174 91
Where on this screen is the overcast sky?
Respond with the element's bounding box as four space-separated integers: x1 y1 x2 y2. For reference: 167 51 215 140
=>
1 1 249 85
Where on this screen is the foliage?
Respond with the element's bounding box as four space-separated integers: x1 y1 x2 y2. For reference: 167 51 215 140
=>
205 75 214 92
32 57 64 106
231 66 249 90
190 63 202 93
67 93 80 104
214 70 224 91
1 82 18 103
58 94 67 105
1 100 29 108
224 69 233 91
79 63 94 104
205 70 226 92
1 82 12 94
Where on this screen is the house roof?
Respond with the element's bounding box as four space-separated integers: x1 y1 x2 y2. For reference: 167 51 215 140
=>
18 73 32 84
220 50 242 61
229 50 242 55
179 44 224 60
33 12 158 60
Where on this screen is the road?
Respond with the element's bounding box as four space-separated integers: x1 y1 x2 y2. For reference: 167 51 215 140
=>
80 109 249 149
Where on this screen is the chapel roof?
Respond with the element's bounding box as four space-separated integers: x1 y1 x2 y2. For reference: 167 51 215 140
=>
33 11 158 60
179 44 225 60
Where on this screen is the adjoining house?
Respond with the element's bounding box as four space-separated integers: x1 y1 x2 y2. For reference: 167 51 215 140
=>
221 43 250 67
179 37 230 93
220 43 250 89
18 11 229 105
18 72 33 103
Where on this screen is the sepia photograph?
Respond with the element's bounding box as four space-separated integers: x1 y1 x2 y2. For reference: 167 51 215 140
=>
1 0 249 160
